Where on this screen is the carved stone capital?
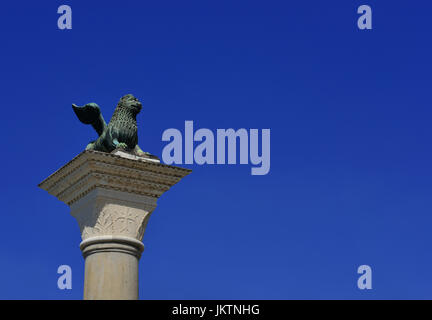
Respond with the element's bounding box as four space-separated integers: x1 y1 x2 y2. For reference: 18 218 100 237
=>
70 188 156 242
39 150 191 243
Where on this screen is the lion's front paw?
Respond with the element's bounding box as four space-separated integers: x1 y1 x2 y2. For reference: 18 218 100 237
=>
116 142 128 149
134 145 150 156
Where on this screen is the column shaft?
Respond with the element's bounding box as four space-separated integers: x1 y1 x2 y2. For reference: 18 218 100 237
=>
81 237 144 300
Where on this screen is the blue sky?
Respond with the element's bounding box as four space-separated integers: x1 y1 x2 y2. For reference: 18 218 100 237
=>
1 1 432 299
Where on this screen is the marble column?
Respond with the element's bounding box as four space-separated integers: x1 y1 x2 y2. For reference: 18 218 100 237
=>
39 149 191 300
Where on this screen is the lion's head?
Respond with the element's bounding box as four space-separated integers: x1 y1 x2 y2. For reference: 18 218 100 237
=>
118 94 142 114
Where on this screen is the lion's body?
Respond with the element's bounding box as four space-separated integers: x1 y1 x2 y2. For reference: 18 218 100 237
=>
73 94 146 155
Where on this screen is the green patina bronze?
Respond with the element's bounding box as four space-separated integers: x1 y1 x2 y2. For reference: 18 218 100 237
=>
72 94 148 156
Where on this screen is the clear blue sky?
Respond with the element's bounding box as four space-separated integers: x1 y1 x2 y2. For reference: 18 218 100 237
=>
1 1 432 299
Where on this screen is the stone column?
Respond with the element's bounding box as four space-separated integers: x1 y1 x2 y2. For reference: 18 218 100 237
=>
38 149 191 300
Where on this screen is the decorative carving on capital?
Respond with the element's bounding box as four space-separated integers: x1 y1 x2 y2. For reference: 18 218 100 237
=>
71 188 157 242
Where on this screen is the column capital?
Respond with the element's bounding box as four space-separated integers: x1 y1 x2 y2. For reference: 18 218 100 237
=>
39 149 191 242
